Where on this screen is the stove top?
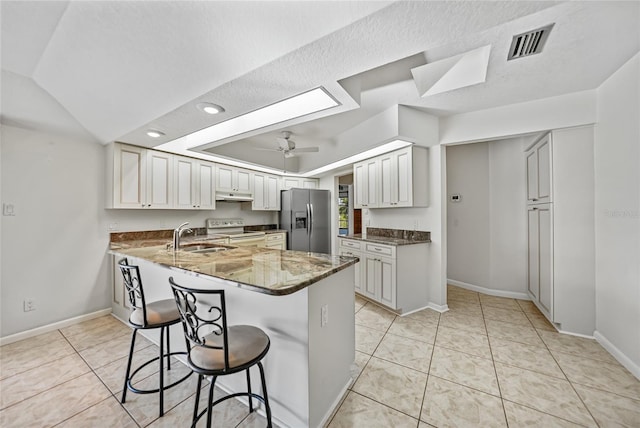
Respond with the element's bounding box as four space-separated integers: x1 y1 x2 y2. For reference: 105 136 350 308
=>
205 218 265 238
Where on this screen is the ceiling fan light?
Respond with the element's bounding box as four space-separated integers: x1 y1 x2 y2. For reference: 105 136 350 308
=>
197 102 225 115
146 129 165 138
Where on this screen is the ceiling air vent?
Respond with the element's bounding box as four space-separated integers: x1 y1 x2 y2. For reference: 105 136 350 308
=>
507 23 554 60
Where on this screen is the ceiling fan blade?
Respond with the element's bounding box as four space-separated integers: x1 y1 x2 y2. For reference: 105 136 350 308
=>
254 147 282 152
293 147 319 153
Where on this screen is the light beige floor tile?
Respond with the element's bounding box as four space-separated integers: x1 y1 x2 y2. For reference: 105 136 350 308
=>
575 384 640 428
387 317 438 344
485 318 544 347
553 351 640 400
0 372 111 427
352 356 428 418
0 331 75 380
525 312 556 331
446 299 483 316
436 326 491 359
447 287 480 303
538 330 619 364
482 306 531 326
355 296 367 313
94 345 177 394
516 299 542 314
59 315 126 339
489 337 565 379
0 353 91 409
403 308 440 326
429 346 499 396
79 330 154 369
421 375 507 428
439 312 486 335
236 411 270 428
122 363 197 426
355 324 386 355
355 303 396 332
373 332 433 373
148 383 249 428
503 400 584 427
56 396 138 428
350 351 371 386
328 391 418 428
479 295 522 311
64 320 131 352
495 363 596 427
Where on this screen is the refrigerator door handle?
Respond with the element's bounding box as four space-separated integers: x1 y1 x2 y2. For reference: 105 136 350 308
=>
306 203 311 236
309 203 314 236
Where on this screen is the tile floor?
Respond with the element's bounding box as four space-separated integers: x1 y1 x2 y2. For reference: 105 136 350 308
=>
1 285 639 427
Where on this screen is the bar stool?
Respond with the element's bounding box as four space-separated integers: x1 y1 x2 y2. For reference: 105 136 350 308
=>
118 258 192 417
168 277 273 428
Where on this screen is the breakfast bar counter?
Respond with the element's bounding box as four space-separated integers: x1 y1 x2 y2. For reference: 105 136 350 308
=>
109 239 356 428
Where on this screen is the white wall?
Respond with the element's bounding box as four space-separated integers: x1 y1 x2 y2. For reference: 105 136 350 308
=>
446 142 491 288
446 138 527 296
593 53 640 375
0 125 276 337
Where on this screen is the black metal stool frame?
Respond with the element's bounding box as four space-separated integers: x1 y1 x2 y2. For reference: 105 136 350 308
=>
118 258 192 417
169 277 273 428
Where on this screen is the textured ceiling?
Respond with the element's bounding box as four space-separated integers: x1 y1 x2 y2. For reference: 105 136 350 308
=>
1 1 639 174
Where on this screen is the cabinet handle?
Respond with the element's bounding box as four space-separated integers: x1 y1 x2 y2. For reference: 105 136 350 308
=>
147 204 151 207
532 198 538 201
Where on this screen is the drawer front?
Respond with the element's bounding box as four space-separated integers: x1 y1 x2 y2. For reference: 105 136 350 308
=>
365 243 394 257
339 249 361 260
266 233 284 242
340 239 362 250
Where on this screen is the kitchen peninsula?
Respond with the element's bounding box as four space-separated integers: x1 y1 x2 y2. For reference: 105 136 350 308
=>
110 235 357 428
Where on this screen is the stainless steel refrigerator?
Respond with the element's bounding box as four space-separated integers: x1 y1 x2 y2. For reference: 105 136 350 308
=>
280 188 331 253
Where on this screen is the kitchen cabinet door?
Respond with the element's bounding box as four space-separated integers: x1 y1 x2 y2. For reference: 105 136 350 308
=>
175 156 195 209
363 255 379 300
252 173 280 211
145 150 174 209
526 134 552 204
196 160 216 209
339 248 362 293
112 144 147 209
354 158 379 208
527 204 553 319
217 165 252 193
378 256 396 309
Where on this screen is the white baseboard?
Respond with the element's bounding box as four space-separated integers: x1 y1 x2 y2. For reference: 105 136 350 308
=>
317 378 351 428
447 279 530 300
594 330 640 380
0 308 113 346
556 328 591 339
426 302 449 313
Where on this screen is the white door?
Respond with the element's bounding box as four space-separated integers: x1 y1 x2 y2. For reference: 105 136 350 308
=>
175 157 194 209
114 144 146 208
217 165 235 192
252 173 266 210
266 175 280 210
363 255 379 300
394 148 412 207
378 257 396 308
196 160 216 210
145 151 173 209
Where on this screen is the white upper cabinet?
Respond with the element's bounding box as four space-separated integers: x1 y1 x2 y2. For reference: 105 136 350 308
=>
525 134 552 204
354 146 427 209
282 177 318 190
174 156 216 210
252 172 281 211
354 158 379 208
216 165 252 193
108 143 173 209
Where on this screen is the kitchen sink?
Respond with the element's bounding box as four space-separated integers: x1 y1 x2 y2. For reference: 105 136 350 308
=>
182 245 228 254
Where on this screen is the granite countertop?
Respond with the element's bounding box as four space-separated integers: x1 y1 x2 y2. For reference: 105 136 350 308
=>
110 240 357 296
340 227 431 246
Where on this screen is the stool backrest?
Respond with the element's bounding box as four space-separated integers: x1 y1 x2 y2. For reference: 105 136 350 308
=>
168 277 231 371
118 258 148 327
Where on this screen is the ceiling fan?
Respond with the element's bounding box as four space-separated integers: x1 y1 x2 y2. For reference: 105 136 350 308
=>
257 131 319 158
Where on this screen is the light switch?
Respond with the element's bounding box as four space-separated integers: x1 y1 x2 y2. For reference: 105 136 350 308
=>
2 203 15 216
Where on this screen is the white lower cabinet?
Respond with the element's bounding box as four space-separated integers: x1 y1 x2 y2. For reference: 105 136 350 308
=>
339 238 428 313
265 232 286 250
527 204 553 318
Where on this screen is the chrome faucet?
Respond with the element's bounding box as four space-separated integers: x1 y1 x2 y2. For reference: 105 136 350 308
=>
173 222 192 250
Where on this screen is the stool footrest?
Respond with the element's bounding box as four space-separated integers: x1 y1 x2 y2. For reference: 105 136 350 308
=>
125 351 192 396
193 392 268 428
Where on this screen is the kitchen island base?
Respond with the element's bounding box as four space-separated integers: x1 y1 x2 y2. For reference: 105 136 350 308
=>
112 256 356 428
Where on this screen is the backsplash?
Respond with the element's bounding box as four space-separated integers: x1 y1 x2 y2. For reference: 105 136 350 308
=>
110 227 207 242
367 227 431 242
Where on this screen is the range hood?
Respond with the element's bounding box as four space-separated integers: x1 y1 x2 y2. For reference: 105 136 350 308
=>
215 191 254 202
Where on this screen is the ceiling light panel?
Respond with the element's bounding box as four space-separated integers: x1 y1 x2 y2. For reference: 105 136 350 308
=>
157 87 339 153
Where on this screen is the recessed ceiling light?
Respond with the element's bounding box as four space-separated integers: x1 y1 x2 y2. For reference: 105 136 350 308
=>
197 102 225 115
146 130 165 138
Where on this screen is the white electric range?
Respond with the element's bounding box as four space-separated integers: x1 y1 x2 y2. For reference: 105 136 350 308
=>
205 218 266 247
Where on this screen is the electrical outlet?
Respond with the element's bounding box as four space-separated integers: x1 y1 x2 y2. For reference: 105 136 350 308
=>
321 304 328 327
23 299 35 312
3 203 15 216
